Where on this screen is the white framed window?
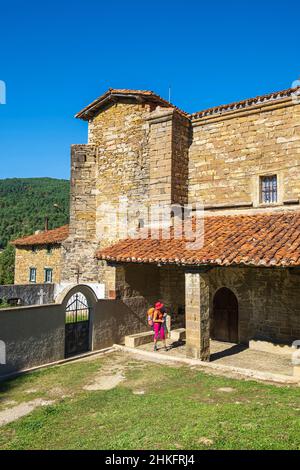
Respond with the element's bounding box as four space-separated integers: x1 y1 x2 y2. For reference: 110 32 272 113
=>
29 267 37 283
44 268 53 283
260 175 277 204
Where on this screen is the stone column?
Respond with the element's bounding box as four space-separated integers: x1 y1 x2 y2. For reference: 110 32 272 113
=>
98 262 127 300
185 269 210 361
146 107 191 207
147 108 174 206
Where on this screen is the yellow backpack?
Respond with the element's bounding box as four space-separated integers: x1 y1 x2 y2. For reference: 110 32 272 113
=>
147 307 155 326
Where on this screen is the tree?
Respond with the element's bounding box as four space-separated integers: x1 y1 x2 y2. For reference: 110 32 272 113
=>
0 178 70 285
0 244 15 285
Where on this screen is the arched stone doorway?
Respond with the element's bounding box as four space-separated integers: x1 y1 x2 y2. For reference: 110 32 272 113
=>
211 287 239 343
61 285 97 358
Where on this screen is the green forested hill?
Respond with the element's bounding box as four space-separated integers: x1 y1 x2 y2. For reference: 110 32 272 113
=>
0 178 70 248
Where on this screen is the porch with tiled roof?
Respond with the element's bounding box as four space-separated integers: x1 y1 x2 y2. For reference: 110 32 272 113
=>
97 210 300 362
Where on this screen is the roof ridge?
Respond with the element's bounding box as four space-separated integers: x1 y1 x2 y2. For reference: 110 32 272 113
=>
12 224 69 246
190 86 300 120
75 88 189 120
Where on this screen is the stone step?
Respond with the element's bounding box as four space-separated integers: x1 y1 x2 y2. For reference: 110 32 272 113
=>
170 328 185 341
125 331 154 348
170 328 186 342
125 328 186 348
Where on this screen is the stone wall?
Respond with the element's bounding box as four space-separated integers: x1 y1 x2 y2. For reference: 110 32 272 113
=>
15 245 63 285
0 303 65 377
209 266 300 344
189 100 300 208
0 283 54 306
159 265 185 328
61 144 100 283
102 263 186 329
93 298 150 350
117 263 160 305
91 102 153 249
0 282 155 378
93 263 186 347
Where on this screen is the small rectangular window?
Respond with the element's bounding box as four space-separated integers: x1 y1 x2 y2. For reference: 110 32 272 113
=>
44 268 53 283
29 268 36 283
46 245 52 255
260 175 277 204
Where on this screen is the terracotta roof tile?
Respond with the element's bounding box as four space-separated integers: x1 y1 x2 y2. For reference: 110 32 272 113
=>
12 225 69 247
96 212 300 268
191 86 300 120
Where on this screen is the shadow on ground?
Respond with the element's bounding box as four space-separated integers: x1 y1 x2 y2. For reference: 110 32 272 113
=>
210 343 248 361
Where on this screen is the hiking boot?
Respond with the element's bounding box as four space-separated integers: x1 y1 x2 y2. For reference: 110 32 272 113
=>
154 344 158 352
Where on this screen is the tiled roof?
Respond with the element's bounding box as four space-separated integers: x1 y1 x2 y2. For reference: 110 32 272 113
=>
76 86 300 122
191 86 300 120
12 225 69 247
75 88 188 120
96 212 300 268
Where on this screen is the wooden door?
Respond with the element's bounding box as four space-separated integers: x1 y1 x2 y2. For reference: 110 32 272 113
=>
211 287 238 343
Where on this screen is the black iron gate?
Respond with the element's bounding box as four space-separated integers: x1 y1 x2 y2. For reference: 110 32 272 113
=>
65 293 90 358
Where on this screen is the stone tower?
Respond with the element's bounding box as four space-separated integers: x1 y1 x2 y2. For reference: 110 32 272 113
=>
61 89 191 290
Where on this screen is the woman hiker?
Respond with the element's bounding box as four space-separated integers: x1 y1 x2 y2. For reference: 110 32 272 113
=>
153 301 168 352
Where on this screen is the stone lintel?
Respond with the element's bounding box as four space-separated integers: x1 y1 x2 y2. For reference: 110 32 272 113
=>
184 266 213 274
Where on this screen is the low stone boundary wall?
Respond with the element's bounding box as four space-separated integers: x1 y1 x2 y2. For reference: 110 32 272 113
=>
0 303 65 377
0 292 149 379
0 284 55 306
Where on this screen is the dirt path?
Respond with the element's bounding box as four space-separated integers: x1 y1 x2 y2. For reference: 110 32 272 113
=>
83 354 128 391
82 352 154 391
0 399 54 427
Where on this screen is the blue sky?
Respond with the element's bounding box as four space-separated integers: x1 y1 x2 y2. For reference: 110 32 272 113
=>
0 0 299 179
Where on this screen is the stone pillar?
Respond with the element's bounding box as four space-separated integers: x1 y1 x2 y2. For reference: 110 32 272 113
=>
147 108 174 206
185 270 210 361
146 107 191 207
98 262 127 300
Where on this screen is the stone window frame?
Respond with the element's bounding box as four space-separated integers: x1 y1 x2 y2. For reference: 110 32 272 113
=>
252 171 283 207
260 174 278 204
29 267 37 283
44 267 53 284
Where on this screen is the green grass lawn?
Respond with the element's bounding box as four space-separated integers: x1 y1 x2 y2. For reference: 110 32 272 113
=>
0 352 299 450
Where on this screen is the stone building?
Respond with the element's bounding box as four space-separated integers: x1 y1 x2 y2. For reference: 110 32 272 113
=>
12 225 69 285
14 86 300 361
